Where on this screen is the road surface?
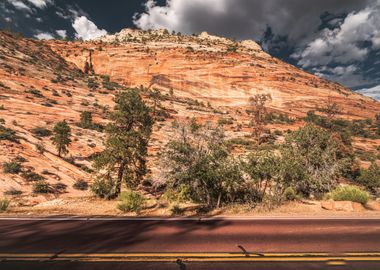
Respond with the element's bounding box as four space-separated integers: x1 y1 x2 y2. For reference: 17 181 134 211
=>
0 217 379 269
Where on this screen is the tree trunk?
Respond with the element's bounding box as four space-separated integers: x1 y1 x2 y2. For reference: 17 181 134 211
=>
116 164 124 195
216 192 222 209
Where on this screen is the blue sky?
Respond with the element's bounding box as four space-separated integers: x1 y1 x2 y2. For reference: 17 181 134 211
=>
1 0 380 98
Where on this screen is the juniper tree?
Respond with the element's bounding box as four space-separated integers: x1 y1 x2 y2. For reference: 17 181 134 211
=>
80 111 92 129
93 89 153 198
51 120 71 157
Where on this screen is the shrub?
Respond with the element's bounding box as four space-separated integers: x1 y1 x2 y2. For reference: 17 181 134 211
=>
73 179 89 191
0 124 18 142
91 177 118 199
284 187 297 201
357 162 380 192
0 199 10 212
281 124 352 196
161 122 249 208
117 190 145 214
21 170 44 181
32 127 51 137
36 143 45 154
53 183 67 192
79 111 93 129
4 188 22 196
32 181 51 194
170 204 184 215
3 162 21 174
331 185 369 205
26 89 44 98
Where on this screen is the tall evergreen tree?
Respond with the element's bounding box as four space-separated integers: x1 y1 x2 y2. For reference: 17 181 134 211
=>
51 120 71 157
94 89 153 198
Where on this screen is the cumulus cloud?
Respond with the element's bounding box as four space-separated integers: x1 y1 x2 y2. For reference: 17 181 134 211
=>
34 32 54 40
133 0 373 43
357 85 380 100
72 16 107 40
7 0 32 12
292 4 380 68
26 0 52 9
56 29 67 39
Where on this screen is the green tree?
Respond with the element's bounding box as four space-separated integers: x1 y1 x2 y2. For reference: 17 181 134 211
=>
357 161 380 192
281 124 350 196
93 89 153 198
80 111 93 129
51 120 71 157
161 121 249 208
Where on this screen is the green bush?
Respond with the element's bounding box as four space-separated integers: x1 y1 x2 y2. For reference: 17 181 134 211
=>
284 187 297 201
91 177 118 199
170 204 184 215
53 183 67 192
36 143 45 154
3 162 21 174
32 127 51 137
73 179 89 191
331 185 369 205
32 181 51 194
357 162 380 192
21 170 44 182
0 198 10 212
4 188 22 196
0 124 18 142
117 190 145 213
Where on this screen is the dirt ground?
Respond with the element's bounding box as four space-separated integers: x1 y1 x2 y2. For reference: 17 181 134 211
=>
1 196 380 217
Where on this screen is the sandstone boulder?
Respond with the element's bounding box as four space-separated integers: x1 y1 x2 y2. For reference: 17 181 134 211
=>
321 200 365 211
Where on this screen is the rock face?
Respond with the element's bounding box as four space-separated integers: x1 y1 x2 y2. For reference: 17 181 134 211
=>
0 29 380 202
321 200 366 212
51 28 380 119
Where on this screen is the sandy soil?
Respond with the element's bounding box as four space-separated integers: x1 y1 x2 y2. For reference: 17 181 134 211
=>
1 197 379 218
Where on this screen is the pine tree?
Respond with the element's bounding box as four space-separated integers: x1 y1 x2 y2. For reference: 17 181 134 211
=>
94 89 153 198
51 120 71 157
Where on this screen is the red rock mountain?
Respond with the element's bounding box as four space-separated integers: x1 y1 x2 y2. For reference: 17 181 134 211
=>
0 29 379 203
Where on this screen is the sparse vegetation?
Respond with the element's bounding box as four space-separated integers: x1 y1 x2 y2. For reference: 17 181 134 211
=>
117 190 145 213
0 122 18 142
73 179 89 191
4 188 22 196
0 198 10 212
32 127 52 137
32 181 51 194
357 162 380 193
331 185 369 205
3 161 21 174
21 170 44 182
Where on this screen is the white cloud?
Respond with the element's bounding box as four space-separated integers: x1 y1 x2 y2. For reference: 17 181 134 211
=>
357 85 380 100
292 3 380 68
56 29 67 39
34 32 54 40
26 0 51 9
72 16 107 41
8 0 32 12
133 0 371 43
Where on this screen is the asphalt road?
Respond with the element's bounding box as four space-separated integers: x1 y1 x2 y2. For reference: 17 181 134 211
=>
0 217 379 269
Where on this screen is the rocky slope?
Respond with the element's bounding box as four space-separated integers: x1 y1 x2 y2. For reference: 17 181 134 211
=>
0 29 380 207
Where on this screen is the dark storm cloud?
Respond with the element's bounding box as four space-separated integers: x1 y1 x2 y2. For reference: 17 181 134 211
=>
134 0 373 43
135 0 380 94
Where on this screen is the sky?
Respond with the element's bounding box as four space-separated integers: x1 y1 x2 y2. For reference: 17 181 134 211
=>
1 0 380 99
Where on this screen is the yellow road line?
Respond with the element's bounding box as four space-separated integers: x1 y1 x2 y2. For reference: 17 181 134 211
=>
2 256 380 262
1 252 380 262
